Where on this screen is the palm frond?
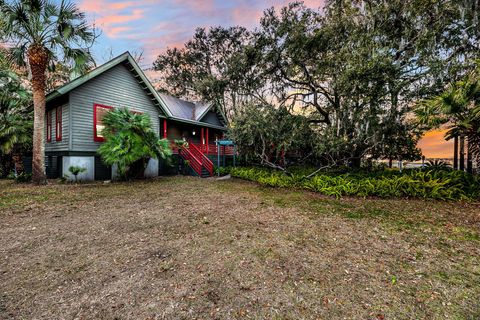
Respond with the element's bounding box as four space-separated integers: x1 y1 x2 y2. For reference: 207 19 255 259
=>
3 0 95 73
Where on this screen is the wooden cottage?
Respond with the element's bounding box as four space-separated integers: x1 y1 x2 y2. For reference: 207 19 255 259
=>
44 52 231 181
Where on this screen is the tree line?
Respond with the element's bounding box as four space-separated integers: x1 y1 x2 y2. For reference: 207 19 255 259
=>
1 0 479 183
154 0 480 170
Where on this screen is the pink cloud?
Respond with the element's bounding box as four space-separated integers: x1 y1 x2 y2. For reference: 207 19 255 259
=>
79 0 136 12
80 0 326 66
172 0 216 14
103 26 132 38
78 0 150 39
97 9 145 25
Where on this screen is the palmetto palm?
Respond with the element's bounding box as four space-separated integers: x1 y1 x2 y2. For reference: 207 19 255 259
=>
98 108 172 180
1 0 95 183
416 67 480 171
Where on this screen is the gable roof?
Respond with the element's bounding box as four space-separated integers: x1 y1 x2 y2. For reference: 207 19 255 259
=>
196 102 228 125
46 52 172 116
46 51 227 129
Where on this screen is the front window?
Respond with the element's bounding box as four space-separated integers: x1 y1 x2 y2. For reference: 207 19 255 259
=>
94 104 113 142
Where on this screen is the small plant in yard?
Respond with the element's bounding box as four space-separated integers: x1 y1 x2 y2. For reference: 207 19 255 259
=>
68 166 86 182
14 172 32 183
214 166 232 176
425 160 452 170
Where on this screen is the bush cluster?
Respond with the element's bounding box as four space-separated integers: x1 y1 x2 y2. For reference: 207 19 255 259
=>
225 166 480 201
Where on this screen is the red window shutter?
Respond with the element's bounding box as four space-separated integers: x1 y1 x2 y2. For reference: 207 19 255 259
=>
55 106 62 141
46 111 52 142
163 119 167 139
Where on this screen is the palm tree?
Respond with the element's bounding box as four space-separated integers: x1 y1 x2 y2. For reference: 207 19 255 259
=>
416 66 480 173
2 0 95 184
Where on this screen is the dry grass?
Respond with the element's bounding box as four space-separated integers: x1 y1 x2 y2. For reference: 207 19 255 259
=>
0 177 479 319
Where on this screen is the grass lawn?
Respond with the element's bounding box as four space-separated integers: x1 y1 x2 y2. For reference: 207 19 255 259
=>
0 176 479 319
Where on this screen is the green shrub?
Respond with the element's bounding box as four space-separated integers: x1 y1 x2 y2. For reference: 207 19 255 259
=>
15 172 32 183
229 166 480 201
214 166 232 176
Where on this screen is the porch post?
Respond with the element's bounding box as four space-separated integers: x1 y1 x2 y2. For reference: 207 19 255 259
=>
163 119 167 139
206 128 209 154
201 127 204 150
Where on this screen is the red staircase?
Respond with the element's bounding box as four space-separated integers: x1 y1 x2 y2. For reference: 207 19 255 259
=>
178 143 214 178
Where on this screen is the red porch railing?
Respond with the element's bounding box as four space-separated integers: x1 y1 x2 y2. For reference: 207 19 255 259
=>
189 143 214 176
190 143 235 156
170 141 234 156
178 147 203 176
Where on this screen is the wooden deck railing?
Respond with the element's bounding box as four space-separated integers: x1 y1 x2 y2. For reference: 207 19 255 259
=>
178 147 202 176
170 141 234 156
190 143 235 156
189 143 214 176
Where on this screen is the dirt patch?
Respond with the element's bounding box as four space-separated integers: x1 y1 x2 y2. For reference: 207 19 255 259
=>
0 177 479 319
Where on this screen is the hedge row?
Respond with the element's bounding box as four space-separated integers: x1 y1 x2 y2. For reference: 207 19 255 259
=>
224 166 480 200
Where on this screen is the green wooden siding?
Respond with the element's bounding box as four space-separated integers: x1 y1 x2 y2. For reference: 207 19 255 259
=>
69 62 162 152
45 104 69 152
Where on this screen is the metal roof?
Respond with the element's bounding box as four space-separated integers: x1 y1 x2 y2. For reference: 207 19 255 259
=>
157 93 227 126
158 93 197 120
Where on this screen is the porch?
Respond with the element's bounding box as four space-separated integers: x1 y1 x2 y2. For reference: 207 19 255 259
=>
159 118 234 177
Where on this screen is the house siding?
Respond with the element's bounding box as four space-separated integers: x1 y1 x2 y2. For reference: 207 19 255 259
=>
69 63 161 152
45 104 69 152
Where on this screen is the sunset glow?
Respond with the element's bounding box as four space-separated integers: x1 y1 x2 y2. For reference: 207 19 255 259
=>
418 130 453 159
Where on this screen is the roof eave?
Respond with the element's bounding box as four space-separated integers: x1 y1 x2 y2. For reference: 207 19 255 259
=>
45 52 173 118
125 55 173 117
166 116 228 131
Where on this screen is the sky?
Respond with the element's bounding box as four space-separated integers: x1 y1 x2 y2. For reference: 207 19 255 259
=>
74 0 451 159
77 0 324 68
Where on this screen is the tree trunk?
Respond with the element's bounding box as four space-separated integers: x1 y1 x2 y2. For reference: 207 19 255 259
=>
467 138 473 174
459 135 465 171
388 158 393 168
28 45 48 184
453 136 458 170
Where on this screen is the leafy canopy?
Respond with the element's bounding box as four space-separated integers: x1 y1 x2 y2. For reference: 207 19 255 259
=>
155 1 480 168
0 67 32 155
